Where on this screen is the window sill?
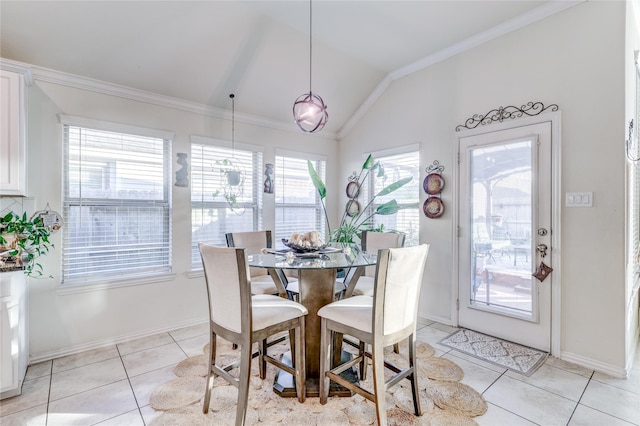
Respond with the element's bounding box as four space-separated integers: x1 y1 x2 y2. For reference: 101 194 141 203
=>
187 269 204 279
57 272 177 295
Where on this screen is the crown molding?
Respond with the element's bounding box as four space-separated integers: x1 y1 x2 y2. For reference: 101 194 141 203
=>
338 0 584 139
0 58 34 86
3 58 337 140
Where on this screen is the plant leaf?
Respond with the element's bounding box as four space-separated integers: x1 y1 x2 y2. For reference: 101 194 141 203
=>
362 154 374 170
307 160 326 199
375 176 412 197
375 200 401 215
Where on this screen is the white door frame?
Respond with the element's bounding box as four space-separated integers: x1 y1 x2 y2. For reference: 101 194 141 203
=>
451 111 562 356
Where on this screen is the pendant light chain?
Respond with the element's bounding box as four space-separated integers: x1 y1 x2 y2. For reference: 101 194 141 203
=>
230 93 235 157
308 0 313 93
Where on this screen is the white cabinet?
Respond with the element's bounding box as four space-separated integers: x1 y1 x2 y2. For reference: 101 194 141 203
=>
0 271 28 399
0 69 27 196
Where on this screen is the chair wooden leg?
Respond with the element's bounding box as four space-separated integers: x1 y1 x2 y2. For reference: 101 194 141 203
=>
319 318 331 405
359 341 367 380
372 340 387 426
259 339 267 379
203 330 216 414
408 337 422 416
236 344 252 426
294 318 306 403
393 343 400 354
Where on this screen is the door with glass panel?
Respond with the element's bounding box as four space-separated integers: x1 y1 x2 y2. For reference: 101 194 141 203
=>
458 122 552 351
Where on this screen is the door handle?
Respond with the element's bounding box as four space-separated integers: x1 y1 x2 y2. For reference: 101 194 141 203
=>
536 244 548 258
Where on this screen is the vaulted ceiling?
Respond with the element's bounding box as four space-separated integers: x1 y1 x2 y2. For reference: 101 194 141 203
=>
0 1 579 139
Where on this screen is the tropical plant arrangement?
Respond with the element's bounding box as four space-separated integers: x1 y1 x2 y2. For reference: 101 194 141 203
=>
0 212 53 277
308 154 412 244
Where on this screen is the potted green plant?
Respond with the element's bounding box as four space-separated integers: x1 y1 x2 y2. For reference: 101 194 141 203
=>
308 154 412 244
0 212 53 277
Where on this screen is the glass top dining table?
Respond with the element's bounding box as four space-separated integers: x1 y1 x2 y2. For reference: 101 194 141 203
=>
247 244 377 397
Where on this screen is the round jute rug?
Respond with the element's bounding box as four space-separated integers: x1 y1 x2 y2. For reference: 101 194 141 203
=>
149 338 487 425
418 357 465 382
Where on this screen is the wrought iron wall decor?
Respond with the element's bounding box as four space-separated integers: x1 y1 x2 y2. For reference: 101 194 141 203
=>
455 102 559 132
627 120 639 162
423 160 445 219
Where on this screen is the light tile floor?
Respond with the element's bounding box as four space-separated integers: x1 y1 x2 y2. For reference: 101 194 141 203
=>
1 321 638 425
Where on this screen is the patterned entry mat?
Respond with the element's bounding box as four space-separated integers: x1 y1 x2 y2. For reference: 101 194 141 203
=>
440 328 548 376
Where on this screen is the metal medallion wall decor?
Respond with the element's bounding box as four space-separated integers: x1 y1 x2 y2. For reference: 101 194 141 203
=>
345 172 360 217
455 102 559 132
423 161 445 219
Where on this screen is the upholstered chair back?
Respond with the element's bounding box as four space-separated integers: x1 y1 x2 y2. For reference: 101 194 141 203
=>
362 231 405 277
376 244 429 336
226 231 272 277
199 243 249 334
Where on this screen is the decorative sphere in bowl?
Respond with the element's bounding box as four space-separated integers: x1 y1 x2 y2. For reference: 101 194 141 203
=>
282 239 326 253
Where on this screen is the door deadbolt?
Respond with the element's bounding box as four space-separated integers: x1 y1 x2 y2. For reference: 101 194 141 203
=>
537 228 548 236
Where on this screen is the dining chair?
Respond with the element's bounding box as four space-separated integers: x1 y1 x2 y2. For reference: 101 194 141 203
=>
318 244 430 426
342 231 406 298
199 243 308 425
341 231 405 354
226 230 298 299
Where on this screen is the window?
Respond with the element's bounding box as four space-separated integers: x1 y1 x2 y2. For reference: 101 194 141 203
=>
191 136 262 269
366 146 420 246
275 152 326 248
62 117 172 285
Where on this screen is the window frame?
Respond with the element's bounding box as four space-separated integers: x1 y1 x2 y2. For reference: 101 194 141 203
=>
190 135 263 270
274 149 327 248
364 144 420 246
59 115 175 291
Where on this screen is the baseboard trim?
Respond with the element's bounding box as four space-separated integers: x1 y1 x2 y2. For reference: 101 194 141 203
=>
420 313 454 327
560 351 628 379
29 317 208 365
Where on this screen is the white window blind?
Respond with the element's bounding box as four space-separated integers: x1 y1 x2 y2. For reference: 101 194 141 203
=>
366 148 420 246
191 138 262 269
62 124 172 284
275 154 326 248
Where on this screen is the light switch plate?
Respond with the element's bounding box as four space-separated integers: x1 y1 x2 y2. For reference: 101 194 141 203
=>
565 192 593 207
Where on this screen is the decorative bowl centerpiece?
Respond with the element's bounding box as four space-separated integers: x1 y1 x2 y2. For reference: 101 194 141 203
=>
283 231 326 253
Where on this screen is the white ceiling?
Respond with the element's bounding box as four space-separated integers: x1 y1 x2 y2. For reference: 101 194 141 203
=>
0 1 578 138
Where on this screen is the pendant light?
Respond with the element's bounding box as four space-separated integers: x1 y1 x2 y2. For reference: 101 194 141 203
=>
217 93 245 215
293 0 328 133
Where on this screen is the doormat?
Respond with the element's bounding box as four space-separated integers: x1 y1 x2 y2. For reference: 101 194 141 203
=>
440 329 548 376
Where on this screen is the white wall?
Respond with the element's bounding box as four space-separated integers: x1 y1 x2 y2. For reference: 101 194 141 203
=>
626 0 640 374
340 1 628 372
24 81 339 360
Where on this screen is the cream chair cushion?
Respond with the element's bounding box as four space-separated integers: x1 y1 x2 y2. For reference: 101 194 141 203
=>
317 295 373 333
383 245 428 334
252 294 309 331
201 245 243 333
351 276 374 296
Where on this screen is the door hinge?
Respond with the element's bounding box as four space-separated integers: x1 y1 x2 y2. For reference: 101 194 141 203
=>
457 152 461 164
456 299 460 310
456 226 461 237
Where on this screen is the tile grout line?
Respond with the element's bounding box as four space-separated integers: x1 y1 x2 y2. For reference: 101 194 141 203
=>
115 343 147 425
564 370 594 425
45 359 53 426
